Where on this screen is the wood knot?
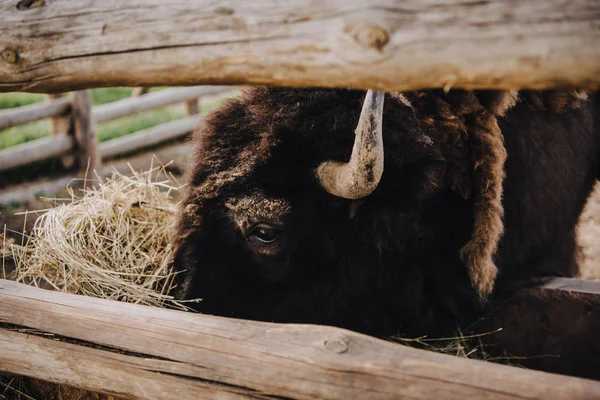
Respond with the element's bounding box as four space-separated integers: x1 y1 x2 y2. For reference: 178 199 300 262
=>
16 0 45 10
354 25 390 52
324 339 349 354
1 48 18 64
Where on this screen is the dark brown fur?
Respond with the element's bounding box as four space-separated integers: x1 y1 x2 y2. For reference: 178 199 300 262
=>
173 88 600 377
468 287 600 379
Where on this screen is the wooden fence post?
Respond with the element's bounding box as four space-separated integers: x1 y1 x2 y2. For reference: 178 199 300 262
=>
45 93 75 169
185 98 199 115
71 90 99 172
131 87 149 97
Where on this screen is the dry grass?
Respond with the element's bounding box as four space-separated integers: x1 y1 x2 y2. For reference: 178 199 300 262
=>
3 161 195 311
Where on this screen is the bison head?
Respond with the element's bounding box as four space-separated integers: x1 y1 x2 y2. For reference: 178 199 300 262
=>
173 87 487 337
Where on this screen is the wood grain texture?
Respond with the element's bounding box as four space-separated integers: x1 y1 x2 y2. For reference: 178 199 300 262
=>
0 0 598 93
1 280 599 400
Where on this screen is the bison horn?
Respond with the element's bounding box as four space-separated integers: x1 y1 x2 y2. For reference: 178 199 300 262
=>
316 90 385 199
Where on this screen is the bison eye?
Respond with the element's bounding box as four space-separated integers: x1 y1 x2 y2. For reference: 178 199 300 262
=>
248 224 281 244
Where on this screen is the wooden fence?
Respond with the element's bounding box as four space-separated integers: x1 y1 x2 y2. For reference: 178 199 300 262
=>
2 279 600 400
0 0 598 93
0 86 233 171
0 86 235 205
1 0 600 398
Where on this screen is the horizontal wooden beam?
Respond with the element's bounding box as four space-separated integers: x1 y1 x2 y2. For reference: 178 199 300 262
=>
94 86 234 123
98 114 200 160
0 96 70 130
0 1 598 93
0 134 73 171
0 280 599 400
542 277 600 295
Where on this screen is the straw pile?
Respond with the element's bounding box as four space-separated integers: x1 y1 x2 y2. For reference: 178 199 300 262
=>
1 163 195 400
5 163 190 311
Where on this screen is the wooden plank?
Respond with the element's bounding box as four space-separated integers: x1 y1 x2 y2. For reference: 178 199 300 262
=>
94 86 232 123
45 93 76 169
98 114 200 160
0 96 70 130
541 277 600 295
0 280 599 400
0 174 76 206
0 330 252 400
0 134 73 171
0 1 598 93
71 90 99 171
0 142 194 206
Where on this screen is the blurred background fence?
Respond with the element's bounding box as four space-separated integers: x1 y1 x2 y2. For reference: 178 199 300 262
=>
0 86 238 205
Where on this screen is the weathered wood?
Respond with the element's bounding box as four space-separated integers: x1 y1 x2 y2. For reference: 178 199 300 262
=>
98 114 200 160
45 93 75 168
0 280 599 400
71 90 99 171
94 86 232 123
0 1 598 93
0 96 70 130
1 330 252 400
0 134 73 172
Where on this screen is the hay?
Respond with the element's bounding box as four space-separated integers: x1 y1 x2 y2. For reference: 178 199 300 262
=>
391 329 500 360
1 162 201 400
6 162 194 311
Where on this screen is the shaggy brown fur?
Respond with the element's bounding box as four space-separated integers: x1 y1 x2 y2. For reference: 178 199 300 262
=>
405 90 519 299
173 87 600 378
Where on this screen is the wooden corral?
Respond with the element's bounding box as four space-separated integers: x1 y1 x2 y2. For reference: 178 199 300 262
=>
0 86 235 205
0 0 598 93
1 279 600 400
0 86 234 171
1 0 600 398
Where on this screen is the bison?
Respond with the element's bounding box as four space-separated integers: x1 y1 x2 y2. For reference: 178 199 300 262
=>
172 87 600 378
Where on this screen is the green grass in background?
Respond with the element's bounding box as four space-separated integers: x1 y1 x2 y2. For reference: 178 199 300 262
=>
0 88 232 150
0 92 45 108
